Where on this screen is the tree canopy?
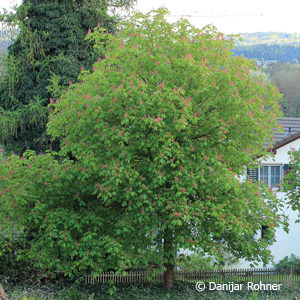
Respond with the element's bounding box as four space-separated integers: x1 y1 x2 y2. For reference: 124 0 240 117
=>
0 9 287 289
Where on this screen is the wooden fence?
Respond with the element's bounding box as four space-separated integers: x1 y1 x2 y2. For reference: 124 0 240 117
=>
86 268 300 284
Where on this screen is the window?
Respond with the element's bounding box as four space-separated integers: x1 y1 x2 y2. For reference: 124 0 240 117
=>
259 165 281 188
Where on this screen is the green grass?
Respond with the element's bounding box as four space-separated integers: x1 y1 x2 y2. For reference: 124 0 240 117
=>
2 281 300 300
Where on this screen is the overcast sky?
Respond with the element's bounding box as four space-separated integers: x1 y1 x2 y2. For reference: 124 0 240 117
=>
1 0 299 34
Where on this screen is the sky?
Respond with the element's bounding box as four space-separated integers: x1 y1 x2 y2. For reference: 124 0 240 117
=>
1 0 300 34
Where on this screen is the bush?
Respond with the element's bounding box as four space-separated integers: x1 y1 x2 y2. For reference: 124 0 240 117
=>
176 254 217 271
176 253 240 271
0 233 42 284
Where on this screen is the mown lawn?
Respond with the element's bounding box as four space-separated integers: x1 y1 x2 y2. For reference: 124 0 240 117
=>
2 281 300 300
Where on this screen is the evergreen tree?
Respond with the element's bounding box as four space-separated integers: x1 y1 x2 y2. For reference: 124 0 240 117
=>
0 0 135 154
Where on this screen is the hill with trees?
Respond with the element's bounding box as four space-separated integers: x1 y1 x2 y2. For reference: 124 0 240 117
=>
233 32 300 64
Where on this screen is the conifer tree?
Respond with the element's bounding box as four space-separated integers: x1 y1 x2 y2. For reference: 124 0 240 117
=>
0 0 135 154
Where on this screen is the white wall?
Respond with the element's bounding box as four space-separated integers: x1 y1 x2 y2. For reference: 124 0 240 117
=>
262 138 300 164
240 139 300 268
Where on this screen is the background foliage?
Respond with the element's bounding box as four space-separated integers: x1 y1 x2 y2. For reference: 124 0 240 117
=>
0 0 135 155
274 254 300 271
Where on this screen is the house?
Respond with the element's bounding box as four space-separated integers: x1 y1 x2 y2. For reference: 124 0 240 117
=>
240 117 300 267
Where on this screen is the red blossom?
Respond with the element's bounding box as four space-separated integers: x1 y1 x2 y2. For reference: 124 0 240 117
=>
154 116 163 122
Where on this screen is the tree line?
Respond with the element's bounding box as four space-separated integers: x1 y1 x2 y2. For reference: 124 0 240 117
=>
234 44 300 64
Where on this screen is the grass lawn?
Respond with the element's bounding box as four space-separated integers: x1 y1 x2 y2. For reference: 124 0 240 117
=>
2 281 300 300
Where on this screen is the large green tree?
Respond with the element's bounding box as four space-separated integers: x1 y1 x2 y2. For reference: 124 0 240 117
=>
0 9 288 289
0 0 135 155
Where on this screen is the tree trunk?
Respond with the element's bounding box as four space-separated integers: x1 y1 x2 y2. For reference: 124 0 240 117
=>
0 284 7 300
163 228 174 290
164 262 174 290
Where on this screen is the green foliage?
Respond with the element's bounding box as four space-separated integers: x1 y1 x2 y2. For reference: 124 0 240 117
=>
0 150 133 278
176 253 240 272
0 233 40 284
0 0 136 155
234 32 300 64
3 281 300 300
264 63 300 117
283 150 300 222
0 9 287 281
237 32 300 46
274 254 300 271
234 44 300 64
176 254 217 271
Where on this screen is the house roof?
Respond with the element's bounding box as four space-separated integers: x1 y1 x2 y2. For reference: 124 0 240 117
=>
270 117 300 150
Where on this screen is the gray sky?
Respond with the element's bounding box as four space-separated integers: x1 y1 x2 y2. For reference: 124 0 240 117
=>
1 0 300 34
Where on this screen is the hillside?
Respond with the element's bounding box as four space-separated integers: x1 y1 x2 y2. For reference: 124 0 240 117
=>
237 32 300 46
233 32 300 63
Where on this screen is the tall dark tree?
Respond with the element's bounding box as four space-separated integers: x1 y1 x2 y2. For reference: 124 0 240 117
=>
0 0 135 155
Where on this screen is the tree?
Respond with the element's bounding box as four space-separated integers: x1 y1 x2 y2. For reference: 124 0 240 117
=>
283 149 300 222
268 63 300 117
0 0 135 155
0 9 287 289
